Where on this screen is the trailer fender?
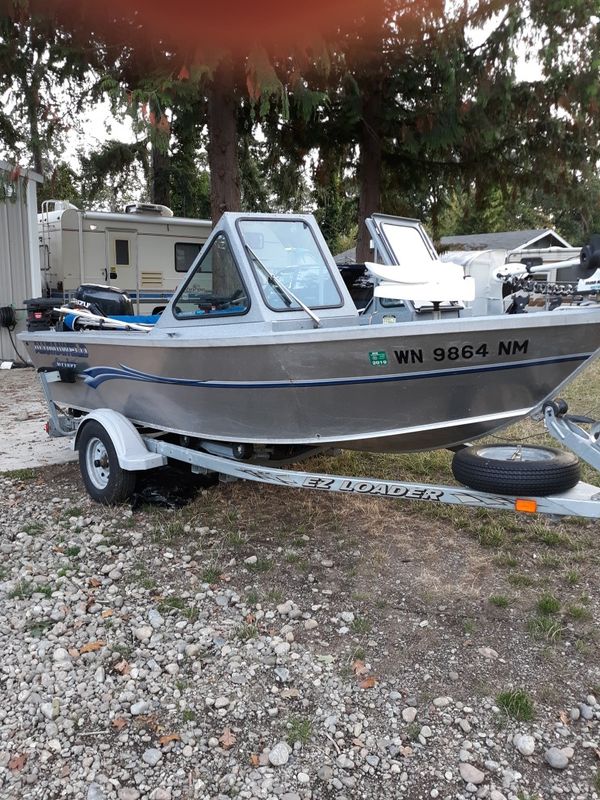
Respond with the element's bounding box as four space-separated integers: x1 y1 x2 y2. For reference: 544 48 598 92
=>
74 410 167 471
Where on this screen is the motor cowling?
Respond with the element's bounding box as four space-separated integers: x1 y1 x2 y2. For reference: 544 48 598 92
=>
74 284 134 317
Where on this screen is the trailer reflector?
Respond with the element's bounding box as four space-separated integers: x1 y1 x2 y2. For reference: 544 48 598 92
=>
515 498 537 513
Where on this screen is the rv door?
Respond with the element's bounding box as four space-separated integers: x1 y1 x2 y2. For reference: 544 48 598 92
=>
106 230 138 305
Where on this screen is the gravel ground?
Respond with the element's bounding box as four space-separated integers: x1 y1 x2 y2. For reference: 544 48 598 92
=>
0 449 599 799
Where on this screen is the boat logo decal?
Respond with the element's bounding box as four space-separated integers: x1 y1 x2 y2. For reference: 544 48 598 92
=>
81 352 591 391
33 341 89 358
369 351 388 367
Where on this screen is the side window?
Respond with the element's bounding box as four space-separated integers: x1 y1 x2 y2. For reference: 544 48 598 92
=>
115 239 130 266
175 242 203 273
174 234 248 317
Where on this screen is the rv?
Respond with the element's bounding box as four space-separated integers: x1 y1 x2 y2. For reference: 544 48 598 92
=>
38 200 212 314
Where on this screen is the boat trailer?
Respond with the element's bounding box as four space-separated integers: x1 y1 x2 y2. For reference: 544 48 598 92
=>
39 370 600 518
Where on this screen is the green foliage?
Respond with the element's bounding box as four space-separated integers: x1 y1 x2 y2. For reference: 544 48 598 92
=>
489 594 510 608
80 140 148 207
4 2 600 247
536 593 561 615
496 689 535 721
287 716 313 745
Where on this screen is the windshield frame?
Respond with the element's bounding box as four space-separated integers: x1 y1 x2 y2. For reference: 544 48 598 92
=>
235 216 343 313
172 230 252 321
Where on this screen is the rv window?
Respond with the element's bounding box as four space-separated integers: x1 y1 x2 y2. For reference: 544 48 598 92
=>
175 242 203 273
115 239 130 266
173 233 249 319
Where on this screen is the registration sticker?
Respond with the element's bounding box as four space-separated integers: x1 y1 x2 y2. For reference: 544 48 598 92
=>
369 350 388 367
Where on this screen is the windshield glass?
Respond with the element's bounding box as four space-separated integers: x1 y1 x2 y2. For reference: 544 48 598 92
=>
238 218 341 310
380 221 435 266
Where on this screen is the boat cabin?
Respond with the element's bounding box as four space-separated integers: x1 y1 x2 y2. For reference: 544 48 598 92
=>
153 212 477 333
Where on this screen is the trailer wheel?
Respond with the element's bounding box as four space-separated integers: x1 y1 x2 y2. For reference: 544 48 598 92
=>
451 444 580 496
78 421 137 504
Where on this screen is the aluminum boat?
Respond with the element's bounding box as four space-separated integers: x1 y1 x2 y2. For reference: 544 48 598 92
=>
20 212 600 458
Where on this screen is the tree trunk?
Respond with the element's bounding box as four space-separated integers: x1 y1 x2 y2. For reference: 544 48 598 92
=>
355 82 383 263
207 57 241 223
150 99 171 207
27 68 44 175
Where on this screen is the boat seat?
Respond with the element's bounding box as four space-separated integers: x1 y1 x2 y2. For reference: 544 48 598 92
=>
365 260 476 304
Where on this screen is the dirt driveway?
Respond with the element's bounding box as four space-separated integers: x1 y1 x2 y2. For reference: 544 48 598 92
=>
0 367 76 471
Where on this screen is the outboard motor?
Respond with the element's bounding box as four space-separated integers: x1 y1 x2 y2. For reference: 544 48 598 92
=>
578 235 600 279
576 235 600 294
74 284 134 317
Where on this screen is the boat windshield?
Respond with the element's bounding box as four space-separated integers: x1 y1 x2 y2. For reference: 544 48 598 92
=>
238 218 342 310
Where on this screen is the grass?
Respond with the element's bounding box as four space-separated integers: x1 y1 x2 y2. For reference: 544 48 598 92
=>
201 565 222 584
566 604 592 621
539 553 562 569
565 570 580 585
158 597 198 621
65 545 81 558
494 554 518 568
508 573 535 588
496 689 534 721
22 521 45 535
235 623 259 642
350 616 371 635
8 579 35 599
26 619 53 637
3 468 36 480
475 524 505 548
160 519 186 542
182 709 196 723
536 593 561 615
406 722 421 741
246 589 259 606
489 594 510 608
287 716 313 746
528 616 563 641
246 557 273 574
111 643 132 658
64 506 83 518
535 528 565 548
129 562 157 590
225 530 246 549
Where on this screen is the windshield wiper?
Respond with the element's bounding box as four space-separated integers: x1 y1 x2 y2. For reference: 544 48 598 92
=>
245 244 321 328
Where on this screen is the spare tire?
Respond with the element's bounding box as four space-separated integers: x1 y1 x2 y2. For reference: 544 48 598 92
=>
451 444 580 496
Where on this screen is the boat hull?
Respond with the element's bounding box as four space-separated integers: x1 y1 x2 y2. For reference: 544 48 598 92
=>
21 310 600 453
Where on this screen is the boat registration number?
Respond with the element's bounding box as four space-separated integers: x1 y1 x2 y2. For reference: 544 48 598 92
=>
391 339 529 365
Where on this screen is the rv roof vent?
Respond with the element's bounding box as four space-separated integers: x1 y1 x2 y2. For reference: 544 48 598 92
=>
124 202 174 218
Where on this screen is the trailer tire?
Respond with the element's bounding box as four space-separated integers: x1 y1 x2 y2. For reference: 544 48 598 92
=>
78 421 137 504
451 444 580 496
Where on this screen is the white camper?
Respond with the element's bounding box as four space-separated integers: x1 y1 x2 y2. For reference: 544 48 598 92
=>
38 200 212 313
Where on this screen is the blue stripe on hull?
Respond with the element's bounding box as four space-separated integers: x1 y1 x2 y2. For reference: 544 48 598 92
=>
82 353 590 390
